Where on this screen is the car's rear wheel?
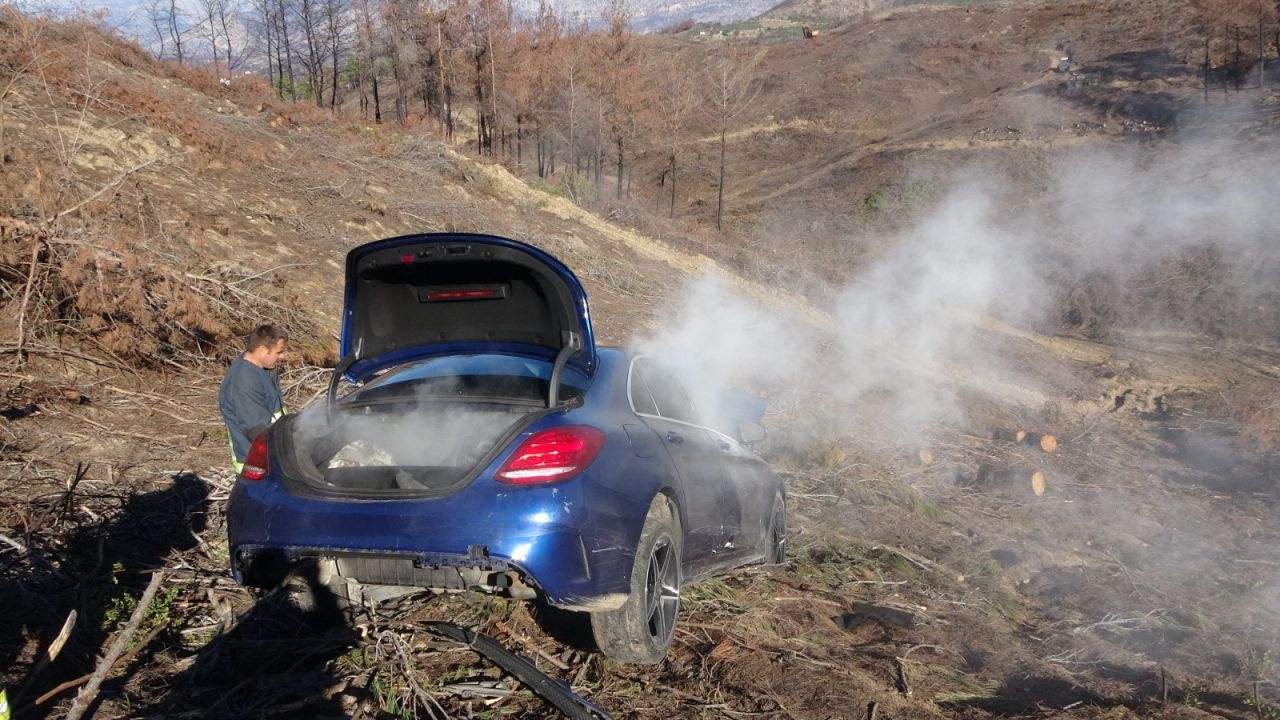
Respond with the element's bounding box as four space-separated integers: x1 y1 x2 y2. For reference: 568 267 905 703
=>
590 496 681 664
765 492 787 564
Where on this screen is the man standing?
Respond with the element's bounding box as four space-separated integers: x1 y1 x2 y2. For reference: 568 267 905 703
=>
220 325 287 473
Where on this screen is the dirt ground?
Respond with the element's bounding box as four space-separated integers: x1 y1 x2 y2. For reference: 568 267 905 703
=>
2 1 1279 719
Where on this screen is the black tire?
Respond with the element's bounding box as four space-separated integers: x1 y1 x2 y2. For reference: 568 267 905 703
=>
590 496 682 665
764 492 787 565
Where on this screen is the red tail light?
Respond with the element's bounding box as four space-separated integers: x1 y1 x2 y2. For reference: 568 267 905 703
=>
425 289 499 301
241 432 270 481
496 426 605 485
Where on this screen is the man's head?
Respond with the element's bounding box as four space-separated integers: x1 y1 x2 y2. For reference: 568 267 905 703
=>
244 324 287 369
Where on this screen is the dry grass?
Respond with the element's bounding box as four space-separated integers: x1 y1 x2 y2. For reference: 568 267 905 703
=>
0 217 324 367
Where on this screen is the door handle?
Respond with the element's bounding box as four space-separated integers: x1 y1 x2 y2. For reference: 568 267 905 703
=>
716 440 731 451
666 431 684 444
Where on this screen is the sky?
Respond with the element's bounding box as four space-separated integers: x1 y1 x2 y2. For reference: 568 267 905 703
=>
16 0 149 37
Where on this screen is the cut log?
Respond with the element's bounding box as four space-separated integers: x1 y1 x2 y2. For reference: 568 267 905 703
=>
964 464 1047 497
1018 431 1059 453
1031 471 1046 496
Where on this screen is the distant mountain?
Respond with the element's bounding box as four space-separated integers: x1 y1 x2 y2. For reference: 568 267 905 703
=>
763 0 886 22
511 0 781 31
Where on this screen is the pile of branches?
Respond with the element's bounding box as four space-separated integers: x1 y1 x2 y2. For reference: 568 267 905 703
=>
0 216 324 370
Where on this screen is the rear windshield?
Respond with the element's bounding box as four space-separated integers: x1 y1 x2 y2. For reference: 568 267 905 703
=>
348 354 589 404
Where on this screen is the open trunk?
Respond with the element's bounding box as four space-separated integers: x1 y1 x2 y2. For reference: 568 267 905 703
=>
283 399 544 496
278 233 599 498
282 364 586 497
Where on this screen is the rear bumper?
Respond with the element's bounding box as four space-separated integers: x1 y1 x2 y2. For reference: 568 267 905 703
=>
227 477 631 608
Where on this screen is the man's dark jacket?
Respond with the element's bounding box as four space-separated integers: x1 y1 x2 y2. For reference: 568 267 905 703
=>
219 357 284 463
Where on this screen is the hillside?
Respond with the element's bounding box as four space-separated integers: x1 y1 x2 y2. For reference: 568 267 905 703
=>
2 2 1280 720
659 0 1280 301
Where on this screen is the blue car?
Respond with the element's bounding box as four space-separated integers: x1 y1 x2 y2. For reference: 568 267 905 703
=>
227 233 786 663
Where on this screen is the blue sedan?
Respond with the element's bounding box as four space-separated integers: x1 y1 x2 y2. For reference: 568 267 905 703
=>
227 232 786 663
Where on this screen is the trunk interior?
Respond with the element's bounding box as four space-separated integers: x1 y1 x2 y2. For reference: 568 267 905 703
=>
286 400 541 495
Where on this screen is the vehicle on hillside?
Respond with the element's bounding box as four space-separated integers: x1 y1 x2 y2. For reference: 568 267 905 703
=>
226 232 786 663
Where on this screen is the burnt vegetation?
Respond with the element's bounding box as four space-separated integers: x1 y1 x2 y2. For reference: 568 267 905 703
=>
2 0 1280 719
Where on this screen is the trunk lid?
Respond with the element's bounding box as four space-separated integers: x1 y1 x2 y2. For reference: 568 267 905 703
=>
340 233 596 382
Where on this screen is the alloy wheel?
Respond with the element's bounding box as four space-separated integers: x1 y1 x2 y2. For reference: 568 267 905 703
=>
770 502 787 563
644 536 679 646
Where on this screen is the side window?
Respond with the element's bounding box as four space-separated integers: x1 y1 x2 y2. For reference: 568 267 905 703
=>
639 361 698 425
629 362 659 416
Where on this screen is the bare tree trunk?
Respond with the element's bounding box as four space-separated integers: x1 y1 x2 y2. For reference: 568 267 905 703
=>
1204 37 1210 105
615 135 623 200
205 5 220 78
169 0 185 64
595 104 603 196
669 153 676 218
392 59 405 123
147 0 167 59
275 0 297 102
325 0 340 111
357 0 378 121
300 0 323 106
262 10 274 88
473 49 488 153
436 18 449 133
1224 24 1231 100
217 0 234 72
485 0 498 155
1259 17 1265 90
566 64 576 169
445 81 453 137
717 127 726 230
1233 24 1242 95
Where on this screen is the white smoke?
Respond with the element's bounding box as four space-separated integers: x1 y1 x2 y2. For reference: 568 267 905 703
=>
830 182 1043 434
632 275 817 435
1052 136 1280 269
635 182 1048 443
636 130 1280 445
292 383 527 479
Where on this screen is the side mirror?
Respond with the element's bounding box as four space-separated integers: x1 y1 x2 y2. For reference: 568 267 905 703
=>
738 421 766 445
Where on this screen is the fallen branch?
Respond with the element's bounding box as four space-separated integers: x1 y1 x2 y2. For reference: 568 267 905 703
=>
60 462 88 522
34 622 164 706
63 571 164 720
15 238 44 366
871 545 934 572
15 609 76 702
187 263 308 286
0 344 123 370
893 656 912 696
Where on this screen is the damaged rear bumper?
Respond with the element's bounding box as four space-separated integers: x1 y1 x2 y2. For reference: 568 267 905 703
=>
228 480 631 609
